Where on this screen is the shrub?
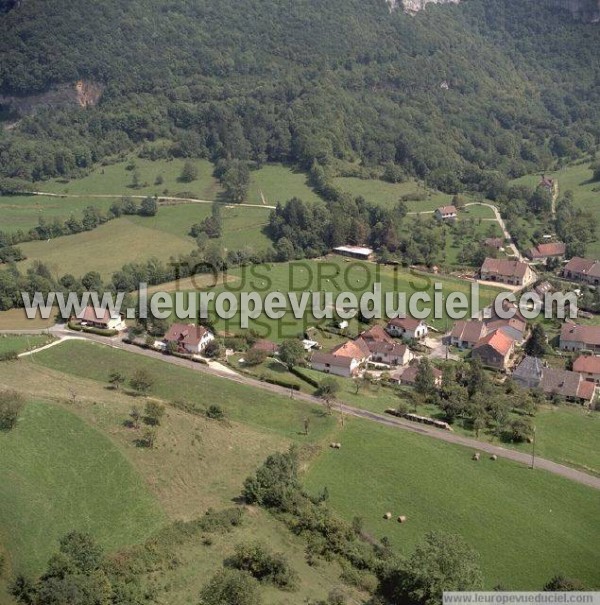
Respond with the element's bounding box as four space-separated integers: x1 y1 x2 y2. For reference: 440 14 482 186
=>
200 569 261 605
204 340 223 358
264 377 300 391
144 401 165 425
206 404 225 421
243 348 268 366
227 542 298 590
0 390 25 431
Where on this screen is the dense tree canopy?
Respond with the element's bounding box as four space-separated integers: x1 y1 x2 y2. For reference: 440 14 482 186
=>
0 0 599 190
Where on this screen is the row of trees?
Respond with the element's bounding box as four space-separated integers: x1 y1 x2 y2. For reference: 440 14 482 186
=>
0 196 158 251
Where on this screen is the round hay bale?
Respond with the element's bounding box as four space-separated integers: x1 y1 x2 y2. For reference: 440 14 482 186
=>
330 443 336 449
472 452 480 461
397 515 407 523
383 512 392 520
336 442 342 449
490 454 498 461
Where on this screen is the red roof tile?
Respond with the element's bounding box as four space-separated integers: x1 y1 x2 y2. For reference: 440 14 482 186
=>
573 355 600 375
474 330 515 356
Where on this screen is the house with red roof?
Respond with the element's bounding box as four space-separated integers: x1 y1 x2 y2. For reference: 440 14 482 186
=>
163 323 214 354
74 306 126 331
472 330 515 370
450 320 487 349
573 355 600 384
526 242 566 263
386 317 428 340
559 322 600 353
563 257 600 285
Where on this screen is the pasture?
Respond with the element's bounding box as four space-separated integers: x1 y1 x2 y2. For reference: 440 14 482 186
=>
16 341 600 591
0 359 364 605
186 258 503 339
0 402 165 575
333 176 451 211
31 340 336 441
16 203 272 278
304 418 600 589
38 158 320 206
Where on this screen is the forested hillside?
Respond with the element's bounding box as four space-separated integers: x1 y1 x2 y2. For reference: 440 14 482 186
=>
0 0 599 194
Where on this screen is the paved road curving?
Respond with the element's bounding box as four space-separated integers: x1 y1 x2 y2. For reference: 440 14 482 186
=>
24 328 600 491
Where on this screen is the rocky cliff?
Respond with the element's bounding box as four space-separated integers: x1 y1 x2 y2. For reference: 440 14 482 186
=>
0 80 103 116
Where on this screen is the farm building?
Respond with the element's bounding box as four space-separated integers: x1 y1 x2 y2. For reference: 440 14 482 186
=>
526 242 566 262
562 257 600 285
573 355 600 384
480 258 535 287
435 205 458 221
559 322 600 353
332 245 374 261
513 356 596 405
310 352 359 378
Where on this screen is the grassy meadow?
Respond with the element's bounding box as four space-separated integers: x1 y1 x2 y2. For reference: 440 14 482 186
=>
169 258 503 340
0 359 363 605
18 341 600 590
333 176 450 211
0 402 165 575
31 340 336 441
16 203 272 279
304 418 600 589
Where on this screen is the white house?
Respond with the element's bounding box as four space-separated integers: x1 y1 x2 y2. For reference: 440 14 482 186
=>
386 317 428 341
310 352 360 378
163 323 214 354
435 205 458 221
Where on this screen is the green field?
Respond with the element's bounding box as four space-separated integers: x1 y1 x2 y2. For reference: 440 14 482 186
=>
0 358 366 605
32 340 336 441
0 334 53 355
40 157 222 200
38 158 320 206
19 341 600 590
176 259 502 340
0 195 115 234
304 419 600 589
512 161 600 257
0 402 164 575
16 203 272 278
333 176 451 211
246 163 322 205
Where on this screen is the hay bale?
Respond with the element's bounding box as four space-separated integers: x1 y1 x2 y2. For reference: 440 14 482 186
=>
397 515 407 523
472 452 480 461
330 443 336 449
336 442 342 449
383 512 392 520
490 454 497 461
